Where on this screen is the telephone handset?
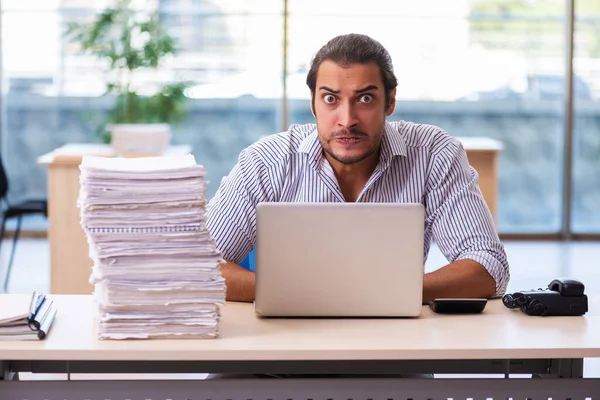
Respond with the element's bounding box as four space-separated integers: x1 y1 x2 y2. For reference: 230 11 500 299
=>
547 278 585 297
502 277 588 316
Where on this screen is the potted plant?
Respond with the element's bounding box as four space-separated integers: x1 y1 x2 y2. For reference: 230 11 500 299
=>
66 0 188 156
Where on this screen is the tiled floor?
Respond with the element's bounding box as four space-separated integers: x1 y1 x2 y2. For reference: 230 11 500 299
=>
2 238 600 379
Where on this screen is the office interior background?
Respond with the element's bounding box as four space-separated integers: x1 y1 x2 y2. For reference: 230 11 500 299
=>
0 0 599 239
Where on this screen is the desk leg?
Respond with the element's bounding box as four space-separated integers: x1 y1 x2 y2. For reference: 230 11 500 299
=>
0 362 18 381
552 358 584 378
535 358 584 378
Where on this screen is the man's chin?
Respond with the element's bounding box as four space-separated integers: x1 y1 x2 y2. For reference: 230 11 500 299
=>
329 151 370 165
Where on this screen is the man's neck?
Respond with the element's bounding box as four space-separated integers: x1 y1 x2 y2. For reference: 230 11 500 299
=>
325 152 379 202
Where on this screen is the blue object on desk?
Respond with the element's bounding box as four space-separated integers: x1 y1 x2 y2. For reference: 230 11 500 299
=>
240 248 256 272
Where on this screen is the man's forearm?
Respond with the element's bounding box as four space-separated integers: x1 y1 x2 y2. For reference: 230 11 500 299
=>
219 258 495 304
220 260 255 302
423 259 497 304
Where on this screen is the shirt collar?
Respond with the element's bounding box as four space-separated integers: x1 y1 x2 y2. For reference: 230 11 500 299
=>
379 120 407 166
298 125 322 168
298 121 407 168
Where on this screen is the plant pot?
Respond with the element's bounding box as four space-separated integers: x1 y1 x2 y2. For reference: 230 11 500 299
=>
109 123 171 157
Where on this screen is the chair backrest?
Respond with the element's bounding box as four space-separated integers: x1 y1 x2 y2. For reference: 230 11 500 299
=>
240 248 256 272
0 156 9 200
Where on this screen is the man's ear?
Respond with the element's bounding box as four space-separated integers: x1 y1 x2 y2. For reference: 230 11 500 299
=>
385 88 397 116
310 91 316 117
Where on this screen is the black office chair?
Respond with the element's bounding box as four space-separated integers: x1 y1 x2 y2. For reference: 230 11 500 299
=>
0 157 47 292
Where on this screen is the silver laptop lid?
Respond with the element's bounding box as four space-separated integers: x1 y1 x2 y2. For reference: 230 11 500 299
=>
254 202 425 317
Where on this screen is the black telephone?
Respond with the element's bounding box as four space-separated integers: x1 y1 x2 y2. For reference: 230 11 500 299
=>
502 277 588 316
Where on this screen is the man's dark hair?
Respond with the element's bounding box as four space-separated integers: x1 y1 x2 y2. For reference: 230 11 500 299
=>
306 33 398 110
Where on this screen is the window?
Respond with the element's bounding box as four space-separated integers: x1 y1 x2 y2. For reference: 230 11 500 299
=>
1 0 284 203
288 0 567 234
1 0 597 237
572 1 600 233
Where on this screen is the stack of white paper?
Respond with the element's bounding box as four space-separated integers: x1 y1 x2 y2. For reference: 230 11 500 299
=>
78 154 226 340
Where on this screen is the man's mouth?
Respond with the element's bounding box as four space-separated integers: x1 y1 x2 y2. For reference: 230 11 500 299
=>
335 136 363 144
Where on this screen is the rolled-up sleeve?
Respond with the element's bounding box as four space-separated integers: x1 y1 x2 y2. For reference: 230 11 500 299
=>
206 148 273 264
425 138 510 297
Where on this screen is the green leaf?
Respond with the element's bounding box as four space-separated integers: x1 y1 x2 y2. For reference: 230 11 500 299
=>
63 0 188 132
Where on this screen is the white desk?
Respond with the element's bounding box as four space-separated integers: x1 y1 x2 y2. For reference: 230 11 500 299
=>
1 295 599 399
37 144 193 295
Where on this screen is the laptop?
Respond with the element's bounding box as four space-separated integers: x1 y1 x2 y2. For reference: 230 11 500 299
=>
254 202 425 317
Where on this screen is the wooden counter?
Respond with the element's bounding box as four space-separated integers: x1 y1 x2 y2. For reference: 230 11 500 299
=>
457 136 504 221
37 144 192 294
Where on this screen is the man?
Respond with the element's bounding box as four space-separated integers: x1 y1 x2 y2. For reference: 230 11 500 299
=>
206 33 510 304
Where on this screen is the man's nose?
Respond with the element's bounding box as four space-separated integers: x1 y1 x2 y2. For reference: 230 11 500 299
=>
337 103 359 129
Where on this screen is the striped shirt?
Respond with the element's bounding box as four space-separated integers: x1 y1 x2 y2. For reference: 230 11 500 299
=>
206 120 510 297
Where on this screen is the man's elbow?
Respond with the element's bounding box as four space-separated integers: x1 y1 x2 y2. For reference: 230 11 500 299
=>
480 269 498 298
471 257 509 299
467 260 498 298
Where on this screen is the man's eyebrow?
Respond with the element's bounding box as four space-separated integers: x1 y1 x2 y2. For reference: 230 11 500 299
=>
354 85 379 93
317 85 379 94
318 86 340 93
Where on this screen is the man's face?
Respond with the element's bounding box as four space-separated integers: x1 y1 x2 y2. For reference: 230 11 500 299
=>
312 60 396 166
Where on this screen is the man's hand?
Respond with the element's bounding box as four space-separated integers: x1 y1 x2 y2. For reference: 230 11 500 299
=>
220 260 255 302
422 259 496 304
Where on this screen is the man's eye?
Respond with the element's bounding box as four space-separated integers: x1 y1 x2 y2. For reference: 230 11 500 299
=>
323 94 336 104
359 94 373 103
